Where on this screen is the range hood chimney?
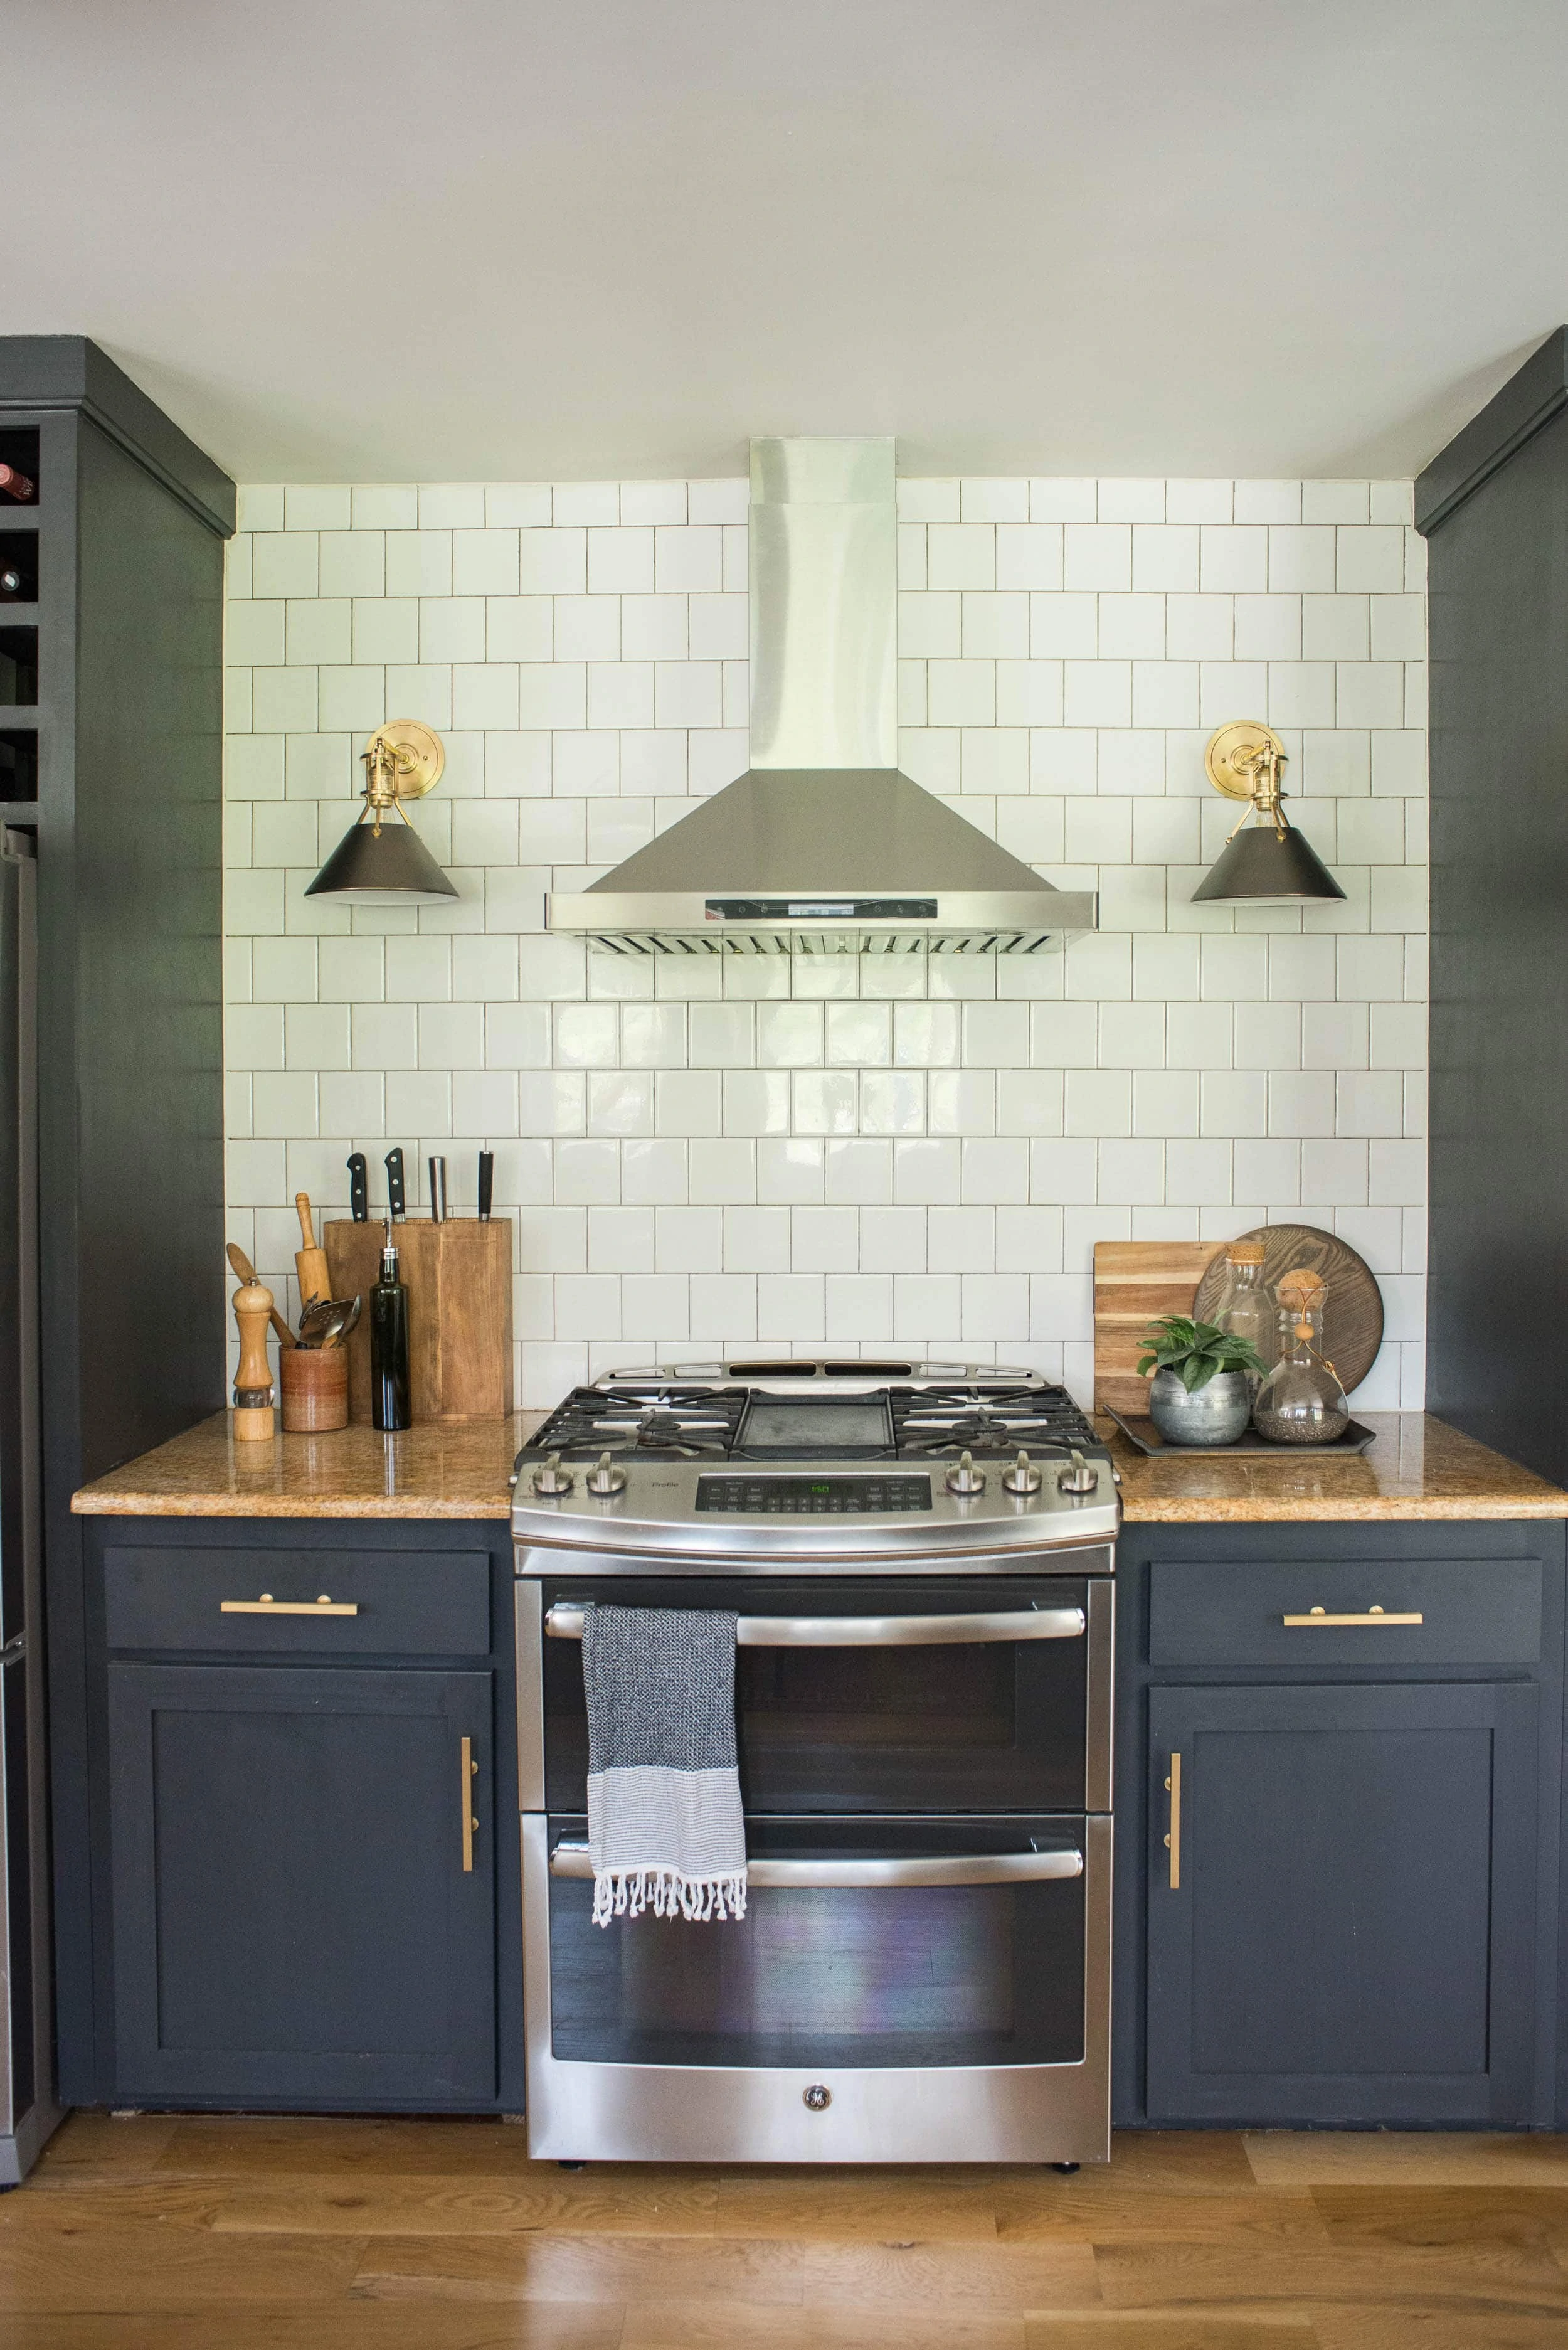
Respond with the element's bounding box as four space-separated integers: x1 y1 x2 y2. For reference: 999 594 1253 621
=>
546 439 1098 956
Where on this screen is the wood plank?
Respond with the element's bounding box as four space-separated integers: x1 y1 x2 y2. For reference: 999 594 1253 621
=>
1092 2240 1568 2312
352 2231 805 2306
993 2187 1330 2245
797 2238 1101 2311
1093 1240 1226 1411
151 2116 546 2177
1024 2328 1319 2350
0 2314 622 2350
0 2224 367 2310
1244 2134 1568 2189
621 2308 1029 2350
209 2169 718 2238
1311 2310 1568 2350
1308 2186 1568 2254
715 2166 999 2241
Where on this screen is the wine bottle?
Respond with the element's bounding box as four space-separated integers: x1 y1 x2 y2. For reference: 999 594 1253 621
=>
0 568 23 600
0 465 35 504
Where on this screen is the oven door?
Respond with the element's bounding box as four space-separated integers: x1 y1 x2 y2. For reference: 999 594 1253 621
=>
532 1574 1111 1816
521 1812 1111 2163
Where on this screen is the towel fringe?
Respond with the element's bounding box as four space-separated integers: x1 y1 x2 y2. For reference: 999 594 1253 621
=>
591 1863 749 1928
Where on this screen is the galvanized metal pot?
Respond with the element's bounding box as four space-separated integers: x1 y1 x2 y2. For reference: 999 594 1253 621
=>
1147 1366 1252 1447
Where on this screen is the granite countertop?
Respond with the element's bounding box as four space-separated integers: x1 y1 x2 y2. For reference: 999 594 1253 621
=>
70 1409 1568 1523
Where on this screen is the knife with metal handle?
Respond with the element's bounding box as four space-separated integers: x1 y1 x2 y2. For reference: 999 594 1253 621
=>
225 1242 295 1348
346 1152 369 1221
477 1150 494 1221
384 1147 406 1221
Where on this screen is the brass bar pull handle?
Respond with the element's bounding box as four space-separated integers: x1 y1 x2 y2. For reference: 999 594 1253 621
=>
1165 1752 1181 1890
1283 1605 1423 1627
220 1593 359 1616
461 1736 477 1873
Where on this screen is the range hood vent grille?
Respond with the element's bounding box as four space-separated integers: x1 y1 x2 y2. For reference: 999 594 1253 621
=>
546 439 1098 957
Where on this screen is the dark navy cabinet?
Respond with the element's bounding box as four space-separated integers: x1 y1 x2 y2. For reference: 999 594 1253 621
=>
109 1662 495 2105
72 1515 525 2114
1115 1519 1567 2132
1145 1679 1539 2124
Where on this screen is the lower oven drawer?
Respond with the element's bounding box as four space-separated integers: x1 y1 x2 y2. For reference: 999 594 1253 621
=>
542 1813 1090 2071
530 1575 1111 1816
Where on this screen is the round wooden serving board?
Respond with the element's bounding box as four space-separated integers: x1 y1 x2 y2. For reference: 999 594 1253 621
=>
1192 1221 1384 1396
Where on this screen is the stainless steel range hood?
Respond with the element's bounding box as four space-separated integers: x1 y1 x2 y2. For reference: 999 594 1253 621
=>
546 438 1098 956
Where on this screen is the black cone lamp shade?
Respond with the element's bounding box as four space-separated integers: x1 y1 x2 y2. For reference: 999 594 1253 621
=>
305 720 458 903
1192 817 1345 902
307 809 457 901
1192 720 1345 904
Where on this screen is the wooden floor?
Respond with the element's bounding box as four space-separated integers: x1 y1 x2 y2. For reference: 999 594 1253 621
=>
1 2114 1567 2346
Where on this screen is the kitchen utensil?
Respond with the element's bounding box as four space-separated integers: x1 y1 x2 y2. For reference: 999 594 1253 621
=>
296 1294 349 1346
225 1242 295 1348
278 1342 349 1433
384 1147 406 1221
429 1155 448 1223
477 1150 494 1221
231 1281 276 1441
347 1152 369 1221
318 1294 361 1349
294 1192 331 1312
1106 1406 1377 1457
1193 1223 1383 1398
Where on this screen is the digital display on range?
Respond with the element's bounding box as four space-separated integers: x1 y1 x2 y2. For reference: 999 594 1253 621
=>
696 1475 932 1514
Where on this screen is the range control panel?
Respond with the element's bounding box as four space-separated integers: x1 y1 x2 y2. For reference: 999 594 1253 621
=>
695 1474 933 1514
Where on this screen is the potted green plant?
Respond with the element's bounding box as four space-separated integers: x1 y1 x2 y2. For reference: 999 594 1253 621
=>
1137 1316 1268 1447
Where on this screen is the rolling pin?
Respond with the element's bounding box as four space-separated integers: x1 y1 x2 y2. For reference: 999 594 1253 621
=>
295 1193 331 1312
226 1242 295 1347
232 1280 277 1441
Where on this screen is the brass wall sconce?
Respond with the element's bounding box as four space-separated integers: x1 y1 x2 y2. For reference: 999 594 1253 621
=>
305 721 457 901
1190 722 1345 903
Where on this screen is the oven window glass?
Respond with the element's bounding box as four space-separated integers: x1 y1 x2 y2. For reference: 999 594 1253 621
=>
542 1577 1093 1814
547 1817 1086 2070
738 1397 892 1452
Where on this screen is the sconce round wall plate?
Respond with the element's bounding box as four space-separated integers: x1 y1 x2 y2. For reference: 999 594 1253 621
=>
1205 720 1285 800
366 720 445 799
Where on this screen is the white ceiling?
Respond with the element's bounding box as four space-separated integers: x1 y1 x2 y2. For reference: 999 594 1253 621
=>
8 1 1566 485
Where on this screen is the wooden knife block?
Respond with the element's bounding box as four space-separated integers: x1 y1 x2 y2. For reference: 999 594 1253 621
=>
324 1219 514 1423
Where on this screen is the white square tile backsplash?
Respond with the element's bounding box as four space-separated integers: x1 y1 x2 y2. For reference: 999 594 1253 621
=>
224 474 1428 1410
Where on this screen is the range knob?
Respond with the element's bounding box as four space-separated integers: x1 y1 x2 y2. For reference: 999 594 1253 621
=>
1057 1447 1100 1496
531 1450 575 1497
1002 1447 1043 1496
586 1449 627 1498
945 1449 987 1496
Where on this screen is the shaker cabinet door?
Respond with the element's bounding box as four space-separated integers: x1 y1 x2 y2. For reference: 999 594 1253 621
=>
108 1663 495 2107
1145 1681 1539 2126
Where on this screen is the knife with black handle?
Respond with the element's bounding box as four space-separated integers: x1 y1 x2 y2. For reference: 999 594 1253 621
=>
477 1150 494 1221
384 1147 406 1222
347 1152 369 1222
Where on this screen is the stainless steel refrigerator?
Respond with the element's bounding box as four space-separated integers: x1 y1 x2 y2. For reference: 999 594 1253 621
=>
0 829 56 2182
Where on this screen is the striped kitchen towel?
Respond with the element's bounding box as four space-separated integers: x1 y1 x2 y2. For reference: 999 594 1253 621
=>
581 1603 748 1927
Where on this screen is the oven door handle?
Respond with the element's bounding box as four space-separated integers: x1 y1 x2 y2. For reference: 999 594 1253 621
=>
543 1602 1086 1646
548 1839 1084 1887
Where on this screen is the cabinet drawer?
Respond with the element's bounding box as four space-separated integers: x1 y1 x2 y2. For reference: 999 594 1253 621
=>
1147 1556 1544 1668
105 1547 490 1658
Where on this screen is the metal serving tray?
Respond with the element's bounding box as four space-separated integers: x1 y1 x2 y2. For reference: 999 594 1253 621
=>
1106 1408 1377 1459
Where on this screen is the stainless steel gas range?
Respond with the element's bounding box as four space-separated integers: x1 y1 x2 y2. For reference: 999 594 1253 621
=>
511 1360 1119 2166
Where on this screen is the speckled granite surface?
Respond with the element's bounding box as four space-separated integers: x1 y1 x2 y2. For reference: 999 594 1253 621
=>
70 1410 1568 1523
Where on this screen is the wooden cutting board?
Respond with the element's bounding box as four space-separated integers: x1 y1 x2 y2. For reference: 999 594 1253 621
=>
1093 1239 1226 1413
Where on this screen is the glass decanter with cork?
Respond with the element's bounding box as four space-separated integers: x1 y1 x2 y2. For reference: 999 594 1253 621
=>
1251 1268 1350 1444
1211 1240 1275 1396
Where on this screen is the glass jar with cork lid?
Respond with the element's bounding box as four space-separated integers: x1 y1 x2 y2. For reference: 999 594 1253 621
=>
1210 1240 1275 1396
1251 1268 1351 1443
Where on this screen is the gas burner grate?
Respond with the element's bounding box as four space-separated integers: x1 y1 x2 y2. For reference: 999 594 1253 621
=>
521 1385 749 1462
889 1381 1101 1462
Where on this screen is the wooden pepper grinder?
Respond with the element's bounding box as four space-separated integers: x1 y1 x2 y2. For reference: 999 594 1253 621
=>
233 1279 277 1441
